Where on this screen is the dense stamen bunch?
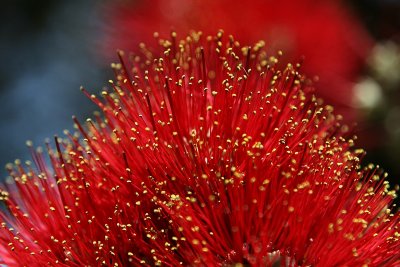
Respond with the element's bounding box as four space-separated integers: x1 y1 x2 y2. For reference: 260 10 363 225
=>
0 32 399 266
107 0 373 120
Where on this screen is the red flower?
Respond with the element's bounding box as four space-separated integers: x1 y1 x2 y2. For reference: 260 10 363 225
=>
105 0 373 120
0 32 398 266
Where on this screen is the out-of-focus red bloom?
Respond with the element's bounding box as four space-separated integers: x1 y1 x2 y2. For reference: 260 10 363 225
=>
106 0 373 120
0 32 398 266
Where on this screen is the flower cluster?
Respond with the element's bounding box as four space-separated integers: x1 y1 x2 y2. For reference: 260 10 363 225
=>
0 32 398 266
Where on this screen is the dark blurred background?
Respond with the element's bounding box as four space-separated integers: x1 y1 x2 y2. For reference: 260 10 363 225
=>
0 0 399 199
349 0 400 197
0 0 110 180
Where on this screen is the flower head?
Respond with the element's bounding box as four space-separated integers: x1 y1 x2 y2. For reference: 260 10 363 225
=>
0 32 398 266
106 0 373 120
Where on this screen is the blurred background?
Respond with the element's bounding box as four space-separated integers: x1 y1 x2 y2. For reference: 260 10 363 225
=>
0 0 109 179
0 0 399 199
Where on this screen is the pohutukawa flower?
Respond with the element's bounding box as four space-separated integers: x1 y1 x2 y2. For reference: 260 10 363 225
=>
0 32 398 266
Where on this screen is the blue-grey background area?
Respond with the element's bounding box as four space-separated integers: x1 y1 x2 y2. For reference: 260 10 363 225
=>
0 1 110 179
